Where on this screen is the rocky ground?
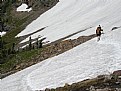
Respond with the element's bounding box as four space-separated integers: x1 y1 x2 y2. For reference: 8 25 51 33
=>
44 72 121 91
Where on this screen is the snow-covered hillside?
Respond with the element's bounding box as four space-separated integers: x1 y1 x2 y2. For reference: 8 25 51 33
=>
1 0 121 91
17 0 121 44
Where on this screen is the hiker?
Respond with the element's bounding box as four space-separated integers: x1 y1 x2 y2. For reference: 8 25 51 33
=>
96 25 103 41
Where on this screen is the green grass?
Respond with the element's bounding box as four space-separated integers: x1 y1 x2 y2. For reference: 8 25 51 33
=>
1 3 30 47
0 13 35 73
16 49 40 61
0 2 40 75
0 9 36 73
0 48 42 74
2 16 30 50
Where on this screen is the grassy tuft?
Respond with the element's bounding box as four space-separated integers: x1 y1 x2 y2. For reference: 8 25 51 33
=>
0 48 42 74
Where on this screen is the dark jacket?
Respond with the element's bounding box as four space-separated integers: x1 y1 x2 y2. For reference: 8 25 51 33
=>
96 26 102 36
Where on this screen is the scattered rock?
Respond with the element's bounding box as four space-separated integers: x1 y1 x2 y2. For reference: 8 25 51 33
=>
15 65 21 70
112 27 119 31
113 70 121 76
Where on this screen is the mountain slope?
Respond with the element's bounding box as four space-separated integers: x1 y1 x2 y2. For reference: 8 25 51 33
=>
17 0 121 44
1 0 121 91
2 26 121 91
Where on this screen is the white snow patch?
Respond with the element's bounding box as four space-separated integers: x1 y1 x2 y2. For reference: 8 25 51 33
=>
17 3 32 12
0 31 6 36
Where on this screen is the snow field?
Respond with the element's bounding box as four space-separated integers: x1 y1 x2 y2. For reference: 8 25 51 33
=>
1 0 121 91
2 28 121 91
17 0 121 45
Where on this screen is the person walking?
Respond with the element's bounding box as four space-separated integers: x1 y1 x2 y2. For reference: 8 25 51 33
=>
96 25 103 41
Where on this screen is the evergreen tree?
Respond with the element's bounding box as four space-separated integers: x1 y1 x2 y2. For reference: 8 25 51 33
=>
7 48 11 55
36 37 39 49
0 0 2 3
39 40 42 48
2 48 8 58
29 36 32 50
11 0 17 4
0 35 3 49
32 45 35 49
0 52 3 64
12 43 15 53
0 18 4 32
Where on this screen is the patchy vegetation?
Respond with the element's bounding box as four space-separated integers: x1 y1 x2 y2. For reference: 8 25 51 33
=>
0 34 96 78
0 0 59 71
